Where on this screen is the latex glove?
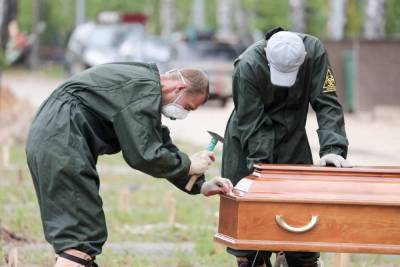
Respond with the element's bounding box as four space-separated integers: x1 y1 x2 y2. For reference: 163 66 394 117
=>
201 176 233 196
189 150 215 175
319 153 352 168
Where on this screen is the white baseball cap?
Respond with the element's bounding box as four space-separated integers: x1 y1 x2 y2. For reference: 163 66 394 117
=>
265 31 306 87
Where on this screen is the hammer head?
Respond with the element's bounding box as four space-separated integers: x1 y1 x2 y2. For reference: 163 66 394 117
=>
207 130 224 143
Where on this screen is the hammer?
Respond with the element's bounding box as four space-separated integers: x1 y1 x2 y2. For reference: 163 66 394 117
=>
185 130 224 191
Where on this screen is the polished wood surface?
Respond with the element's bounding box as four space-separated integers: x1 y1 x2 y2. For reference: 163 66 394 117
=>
215 164 400 254
253 164 400 176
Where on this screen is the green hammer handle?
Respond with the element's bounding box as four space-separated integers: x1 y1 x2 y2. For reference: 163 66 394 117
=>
207 138 218 151
185 137 217 191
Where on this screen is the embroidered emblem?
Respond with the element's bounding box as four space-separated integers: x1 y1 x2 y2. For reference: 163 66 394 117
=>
323 69 336 92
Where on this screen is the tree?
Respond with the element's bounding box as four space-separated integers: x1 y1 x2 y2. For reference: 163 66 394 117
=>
364 0 386 39
233 0 252 43
29 0 40 69
386 0 400 36
216 0 232 39
160 0 175 37
192 0 205 30
0 0 18 50
75 0 85 27
289 0 305 32
305 0 329 38
244 0 290 34
327 0 347 40
345 0 364 38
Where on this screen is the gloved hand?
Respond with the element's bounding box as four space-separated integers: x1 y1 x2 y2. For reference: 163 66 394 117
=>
319 153 352 168
201 176 233 196
189 150 215 175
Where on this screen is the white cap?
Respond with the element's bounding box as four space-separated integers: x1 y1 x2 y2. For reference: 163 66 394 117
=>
265 31 306 87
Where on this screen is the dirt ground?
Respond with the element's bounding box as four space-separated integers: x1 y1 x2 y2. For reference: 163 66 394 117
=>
3 70 399 166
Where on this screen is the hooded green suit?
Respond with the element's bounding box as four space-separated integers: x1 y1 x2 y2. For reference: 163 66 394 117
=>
26 62 204 256
221 28 349 265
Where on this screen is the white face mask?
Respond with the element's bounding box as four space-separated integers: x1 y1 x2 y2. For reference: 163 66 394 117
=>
162 93 190 120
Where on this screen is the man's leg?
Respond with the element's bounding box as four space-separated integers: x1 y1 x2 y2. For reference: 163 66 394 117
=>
228 248 272 267
27 136 107 264
55 249 94 267
284 251 320 267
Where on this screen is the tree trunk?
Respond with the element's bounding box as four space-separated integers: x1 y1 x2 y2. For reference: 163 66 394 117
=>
0 0 17 51
217 0 232 39
75 0 85 27
364 0 386 39
192 0 205 30
289 0 305 33
160 0 175 38
327 0 347 40
29 0 41 69
232 0 244 35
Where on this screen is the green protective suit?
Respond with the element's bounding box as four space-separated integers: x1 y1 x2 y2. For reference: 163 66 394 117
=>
26 62 204 257
221 28 349 264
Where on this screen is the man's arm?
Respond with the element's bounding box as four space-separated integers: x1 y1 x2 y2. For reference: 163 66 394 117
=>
112 94 191 180
160 125 205 194
309 43 349 159
234 64 275 171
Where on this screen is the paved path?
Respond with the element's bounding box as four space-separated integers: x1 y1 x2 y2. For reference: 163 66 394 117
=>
2 71 62 107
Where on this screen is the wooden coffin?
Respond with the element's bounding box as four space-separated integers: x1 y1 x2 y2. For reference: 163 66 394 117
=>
214 164 400 254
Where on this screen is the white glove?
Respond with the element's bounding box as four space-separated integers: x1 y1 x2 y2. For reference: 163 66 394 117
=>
189 150 215 175
201 176 233 197
319 153 352 168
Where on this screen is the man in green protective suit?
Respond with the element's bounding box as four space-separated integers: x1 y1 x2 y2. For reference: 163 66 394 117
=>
26 62 233 267
221 28 351 267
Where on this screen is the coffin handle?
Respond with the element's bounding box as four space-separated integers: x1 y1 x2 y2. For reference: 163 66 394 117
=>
275 215 319 233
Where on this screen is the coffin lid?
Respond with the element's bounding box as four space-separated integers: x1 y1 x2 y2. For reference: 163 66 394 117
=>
229 164 400 206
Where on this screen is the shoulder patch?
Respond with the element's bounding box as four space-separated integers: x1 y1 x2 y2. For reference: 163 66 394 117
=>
323 69 336 92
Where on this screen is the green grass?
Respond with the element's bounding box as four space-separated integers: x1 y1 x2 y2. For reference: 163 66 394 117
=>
1 143 400 266
0 143 235 266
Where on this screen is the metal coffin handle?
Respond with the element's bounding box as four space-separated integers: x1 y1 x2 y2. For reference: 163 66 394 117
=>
275 215 319 233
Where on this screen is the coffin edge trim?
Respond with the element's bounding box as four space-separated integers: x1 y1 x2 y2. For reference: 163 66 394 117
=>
214 233 400 254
